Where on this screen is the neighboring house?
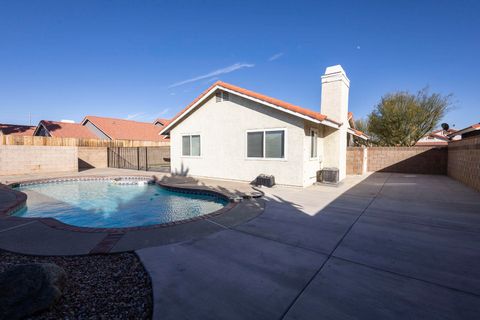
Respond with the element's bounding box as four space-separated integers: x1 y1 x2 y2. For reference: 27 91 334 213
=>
415 129 456 146
160 65 367 187
447 123 480 139
0 123 36 136
33 120 98 138
32 116 169 141
346 112 368 146
81 116 168 141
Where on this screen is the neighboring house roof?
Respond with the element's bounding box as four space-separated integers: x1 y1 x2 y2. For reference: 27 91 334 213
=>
347 127 369 140
428 133 449 141
346 112 368 140
35 120 98 139
0 123 36 136
160 81 342 135
82 116 167 141
415 141 448 146
154 118 170 126
414 128 452 146
447 123 480 138
432 128 457 135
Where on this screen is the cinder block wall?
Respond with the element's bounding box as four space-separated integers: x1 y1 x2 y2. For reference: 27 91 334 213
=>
346 147 365 175
448 136 480 192
78 147 107 169
367 147 447 175
0 145 78 175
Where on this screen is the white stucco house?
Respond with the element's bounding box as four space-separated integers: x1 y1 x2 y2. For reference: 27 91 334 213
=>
160 65 367 187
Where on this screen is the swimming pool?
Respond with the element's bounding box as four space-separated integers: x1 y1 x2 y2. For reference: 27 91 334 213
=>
13 179 228 228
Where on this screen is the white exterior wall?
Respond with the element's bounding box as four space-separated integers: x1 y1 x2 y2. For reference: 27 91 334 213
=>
170 94 312 187
302 122 324 186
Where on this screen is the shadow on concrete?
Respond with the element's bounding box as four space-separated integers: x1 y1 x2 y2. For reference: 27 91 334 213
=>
138 171 480 319
372 147 447 175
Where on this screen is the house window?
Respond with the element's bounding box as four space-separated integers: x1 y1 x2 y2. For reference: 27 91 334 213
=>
310 129 318 158
182 135 201 156
247 129 285 159
215 91 229 102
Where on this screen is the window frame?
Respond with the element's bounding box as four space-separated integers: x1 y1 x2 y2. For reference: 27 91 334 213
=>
181 133 201 158
310 128 318 159
245 128 287 161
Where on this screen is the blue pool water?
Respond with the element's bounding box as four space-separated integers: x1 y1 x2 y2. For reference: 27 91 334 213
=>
13 180 228 228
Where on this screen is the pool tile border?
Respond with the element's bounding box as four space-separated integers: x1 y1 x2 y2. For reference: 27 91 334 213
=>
1 175 245 234
0 184 27 217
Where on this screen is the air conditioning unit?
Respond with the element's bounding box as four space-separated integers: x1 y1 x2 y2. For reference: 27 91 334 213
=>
318 167 339 184
255 174 275 187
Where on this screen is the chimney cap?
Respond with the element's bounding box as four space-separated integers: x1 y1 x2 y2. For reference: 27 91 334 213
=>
325 65 346 75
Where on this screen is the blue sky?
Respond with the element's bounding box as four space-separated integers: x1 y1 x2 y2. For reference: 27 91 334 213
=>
1 0 479 129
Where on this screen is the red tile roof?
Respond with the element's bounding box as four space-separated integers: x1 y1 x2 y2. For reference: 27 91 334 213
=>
345 112 368 139
352 129 366 137
83 116 167 141
162 81 341 133
154 118 170 126
0 124 36 136
38 120 98 139
446 122 480 138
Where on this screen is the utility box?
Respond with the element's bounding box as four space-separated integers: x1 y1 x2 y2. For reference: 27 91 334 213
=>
255 174 275 187
318 168 339 184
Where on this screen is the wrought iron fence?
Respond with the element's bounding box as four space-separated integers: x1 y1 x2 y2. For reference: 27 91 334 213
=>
107 146 170 172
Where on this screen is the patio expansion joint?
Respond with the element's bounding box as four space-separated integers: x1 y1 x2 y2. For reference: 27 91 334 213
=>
331 255 480 298
232 226 331 256
278 173 392 320
204 218 230 230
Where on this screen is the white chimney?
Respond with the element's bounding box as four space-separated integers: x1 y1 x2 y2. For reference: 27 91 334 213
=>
320 65 350 181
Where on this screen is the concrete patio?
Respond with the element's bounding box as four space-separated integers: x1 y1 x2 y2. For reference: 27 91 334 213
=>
1 169 480 318
137 172 480 319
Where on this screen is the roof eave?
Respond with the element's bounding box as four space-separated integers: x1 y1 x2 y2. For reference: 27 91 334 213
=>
347 128 369 140
447 124 480 138
160 84 342 134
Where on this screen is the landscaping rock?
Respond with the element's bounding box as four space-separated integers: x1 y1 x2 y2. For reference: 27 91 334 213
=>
0 251 152 319
0 263 66 320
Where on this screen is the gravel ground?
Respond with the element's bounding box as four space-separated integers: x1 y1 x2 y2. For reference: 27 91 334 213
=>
0 250 152 319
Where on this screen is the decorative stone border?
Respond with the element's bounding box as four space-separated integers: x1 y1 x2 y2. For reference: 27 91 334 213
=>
1 175 243 233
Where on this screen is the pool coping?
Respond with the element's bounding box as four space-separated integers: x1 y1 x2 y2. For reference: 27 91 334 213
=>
0 174 265 254
1 175 253 234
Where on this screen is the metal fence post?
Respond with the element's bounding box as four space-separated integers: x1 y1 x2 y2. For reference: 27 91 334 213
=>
137 147 140 170
145 147 148 171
